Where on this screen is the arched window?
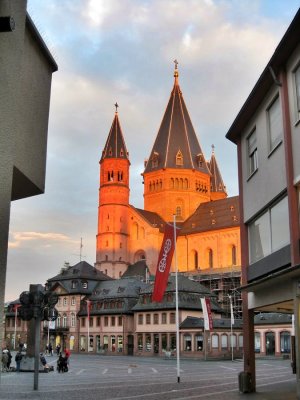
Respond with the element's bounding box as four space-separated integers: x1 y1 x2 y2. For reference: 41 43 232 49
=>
71 297 76 306
57 314 61 328
63 314 67 328
63 297 67 306
211 334 219 349
176 150 183 166
254 332 261 353
184 178 188 189
170 178 174 189
192 250 198 269
221 334 228 349
232 245 237 265
208 249 213 269
238 334 243 348
133 222 138 240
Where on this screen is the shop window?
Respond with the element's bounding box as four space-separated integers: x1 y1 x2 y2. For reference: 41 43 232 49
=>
184 335 192 351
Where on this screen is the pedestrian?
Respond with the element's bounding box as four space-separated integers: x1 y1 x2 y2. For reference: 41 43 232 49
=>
7 349 12 370
40 353 49 371
1 350 9 372
15 351 22 372
56 343 61 355
45 344 49 355
49 343 53 356
65 349 70 365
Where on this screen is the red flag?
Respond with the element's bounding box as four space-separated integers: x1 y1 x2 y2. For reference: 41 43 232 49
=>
201 297 213 331
152 223 179 302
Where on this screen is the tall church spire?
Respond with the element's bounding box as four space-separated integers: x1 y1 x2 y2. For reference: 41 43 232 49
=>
143 63 211 222
96 106 131 278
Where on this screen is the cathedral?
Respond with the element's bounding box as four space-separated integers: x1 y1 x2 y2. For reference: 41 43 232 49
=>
95 63 241 314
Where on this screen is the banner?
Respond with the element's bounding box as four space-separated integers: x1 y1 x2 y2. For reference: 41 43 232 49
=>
201 297 213 331
229 296 235 325
152 223 179 302
48 320 56 330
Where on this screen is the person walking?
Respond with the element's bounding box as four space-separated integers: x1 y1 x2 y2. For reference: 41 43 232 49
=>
56 343 61 355
1 350 9 372
49 343 53 356
15 351 22 372
7 349 12 370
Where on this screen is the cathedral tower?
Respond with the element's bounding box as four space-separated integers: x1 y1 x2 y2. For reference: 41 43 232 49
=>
207 145 227 201
142 62 211 222
95 104 130 278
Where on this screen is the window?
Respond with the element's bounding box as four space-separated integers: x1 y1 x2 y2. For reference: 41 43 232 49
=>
229 334 237 348
176 206 182 217
63 298 67 306
145 334 151 351
89 317 93 327
184 335 192 351
249 196 290 263
111 317 115 326
161 313 167 324
146 314 151 324
176 150 183 166
104 316 108 326
247 129 258 176
81 317 85 328
71 313 76 327
238 335 243 348
153 314 159 324
82 281 88 289
208 248 213 269
170 313 175 324
71 281 77 289
221 334 228 349
267 95 282 152
212 334 219 349
254 332 261 353
118 316 122 326
138 314 143 325
138 334 143 351
71 297 76 306
280 331 291 353
294 64 300 116
195 334 203 351
96 317 100 327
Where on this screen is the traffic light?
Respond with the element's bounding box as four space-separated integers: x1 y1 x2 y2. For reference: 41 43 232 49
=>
18 289 58 321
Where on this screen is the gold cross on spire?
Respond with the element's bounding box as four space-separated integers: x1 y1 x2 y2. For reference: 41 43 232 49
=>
173 59 179 79
212 144 215 154
114 102 119 113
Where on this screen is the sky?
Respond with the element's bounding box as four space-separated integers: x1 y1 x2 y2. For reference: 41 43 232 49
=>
5 0 300 301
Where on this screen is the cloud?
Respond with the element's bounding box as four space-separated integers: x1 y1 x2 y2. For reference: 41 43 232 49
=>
8 231 78 249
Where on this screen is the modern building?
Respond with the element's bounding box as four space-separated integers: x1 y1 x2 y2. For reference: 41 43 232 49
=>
226 8 300 395
0 0 57 351
95 63 242 318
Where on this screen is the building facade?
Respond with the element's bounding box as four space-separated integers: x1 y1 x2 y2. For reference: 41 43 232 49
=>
95 63 242 318
226 8 300 395
0 0 57 352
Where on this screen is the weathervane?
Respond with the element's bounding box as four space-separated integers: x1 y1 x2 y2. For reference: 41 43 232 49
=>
212 144 215 154
115 102 119 113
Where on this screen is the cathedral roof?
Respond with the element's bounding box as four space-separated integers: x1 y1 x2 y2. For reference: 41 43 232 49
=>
133 207 166 231
100 106 129 162
143 63 210 175
207 146 227 195
179 196 239 235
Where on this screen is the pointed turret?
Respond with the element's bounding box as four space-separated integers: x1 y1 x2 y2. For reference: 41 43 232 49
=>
144 61 210 175
100 103 129 163
207 145 227 201
142 62 211 222
96 105 131 279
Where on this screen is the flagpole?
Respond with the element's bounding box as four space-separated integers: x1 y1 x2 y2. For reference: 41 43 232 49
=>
173 214 180 383
13 306 18 350
229 295 233 361
86 300 90 352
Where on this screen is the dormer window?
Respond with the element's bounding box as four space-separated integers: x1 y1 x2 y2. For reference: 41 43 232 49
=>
109 147 113 156
151 151 159 168
176 150 183 166
120 148 124 156
82 281 88 289
196 153 203 167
